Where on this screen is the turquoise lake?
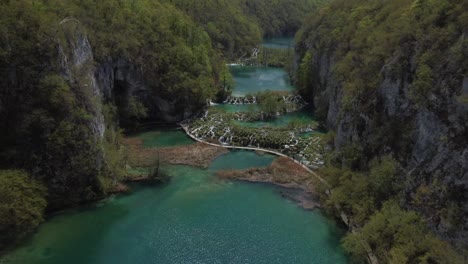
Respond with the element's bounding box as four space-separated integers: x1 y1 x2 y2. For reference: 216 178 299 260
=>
1 149 347 264
229 66 294 96
1 49 348 263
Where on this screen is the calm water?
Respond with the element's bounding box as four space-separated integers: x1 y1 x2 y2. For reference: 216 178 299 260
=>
2 151 347 264
135 127 193 148
1 49 347 263
230 66 294 96
212 104 260 113
262 37 294 49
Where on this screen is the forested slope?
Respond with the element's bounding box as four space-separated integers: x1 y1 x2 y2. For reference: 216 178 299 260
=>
0 0 224 249
295 0 467 263
164 0 321 59
0 0 322 250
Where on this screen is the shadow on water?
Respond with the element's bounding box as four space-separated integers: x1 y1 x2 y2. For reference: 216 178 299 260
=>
2 199 130 264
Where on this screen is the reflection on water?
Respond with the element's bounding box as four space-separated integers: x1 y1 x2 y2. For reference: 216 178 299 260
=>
230 66 294 96
2 151 347 264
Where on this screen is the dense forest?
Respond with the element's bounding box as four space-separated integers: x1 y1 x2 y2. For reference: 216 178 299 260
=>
0 0 318 251
296 0 467 263
1 0 467 263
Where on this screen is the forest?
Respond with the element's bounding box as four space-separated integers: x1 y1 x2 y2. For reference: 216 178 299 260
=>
0 0 319 251
296 0 467 263
0 0 467 263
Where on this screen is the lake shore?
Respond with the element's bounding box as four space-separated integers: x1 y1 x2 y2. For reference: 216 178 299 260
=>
216 157 321 209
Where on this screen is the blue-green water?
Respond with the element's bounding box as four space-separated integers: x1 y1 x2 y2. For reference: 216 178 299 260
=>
262 37 294 49
212 104 260 113
135 127 194 148
2 47 347 263
230 66 294 96
2 151 347 264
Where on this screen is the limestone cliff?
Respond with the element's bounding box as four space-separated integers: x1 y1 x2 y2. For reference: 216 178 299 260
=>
296 1 468 250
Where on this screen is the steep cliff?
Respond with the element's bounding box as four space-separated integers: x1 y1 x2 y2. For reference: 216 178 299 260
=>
296 0 467 258
0 0 223 212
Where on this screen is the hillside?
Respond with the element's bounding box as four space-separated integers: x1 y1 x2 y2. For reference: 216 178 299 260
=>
295 0 467 262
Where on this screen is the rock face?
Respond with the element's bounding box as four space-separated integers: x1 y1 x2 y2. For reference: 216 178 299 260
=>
47 19 206 209
95 58 197 123
61 20 203 126
300 39 468 248
58 18 105 139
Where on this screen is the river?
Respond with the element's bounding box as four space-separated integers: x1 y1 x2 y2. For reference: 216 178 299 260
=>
1 41 348 264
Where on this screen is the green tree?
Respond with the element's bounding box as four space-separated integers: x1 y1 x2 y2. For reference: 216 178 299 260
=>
0 170 47 248
343 201 464 264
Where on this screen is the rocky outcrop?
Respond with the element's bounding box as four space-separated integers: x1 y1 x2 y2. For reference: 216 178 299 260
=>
58 18 105 139
95 59 197 122
49 18 208 209
60 20 205 126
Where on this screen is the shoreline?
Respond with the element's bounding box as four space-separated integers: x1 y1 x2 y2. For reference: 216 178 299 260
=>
215 155 322 210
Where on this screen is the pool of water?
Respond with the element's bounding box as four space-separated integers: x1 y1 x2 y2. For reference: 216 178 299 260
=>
262 37 294 49
1 151 347 264
212 104 260 113
134 127 194 148
230 66 294 96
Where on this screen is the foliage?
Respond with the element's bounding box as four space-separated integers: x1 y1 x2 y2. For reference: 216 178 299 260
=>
342 201 464 264
296 0 466 115
101 104 127 191
319 152 466 262
257 91 287 117
0 170 47 248
297 1 467 261
162 0 262 59
237 0 325 37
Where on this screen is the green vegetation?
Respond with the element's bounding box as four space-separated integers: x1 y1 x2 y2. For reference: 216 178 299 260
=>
237 0 324 37
296 0 467 112
186 107 323 167
258 47 295 73
343 201 463 264
296 0 467 262
0 0 323 248
0 170 47 249
162 0 261 59
317 155 464 263
164 0 322 59
257 91 287 117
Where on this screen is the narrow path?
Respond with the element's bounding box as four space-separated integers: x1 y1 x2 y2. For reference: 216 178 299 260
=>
179 124 330 187
181 123 379 264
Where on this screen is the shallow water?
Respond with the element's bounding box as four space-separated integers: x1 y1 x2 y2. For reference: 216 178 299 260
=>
135 127 194 148
230 66 294 96
2 151 347 264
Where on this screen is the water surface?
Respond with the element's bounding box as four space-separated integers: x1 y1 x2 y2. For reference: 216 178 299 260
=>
262 37 294 49
135 127 193 148
230 66 294 96
2 151 347 264
1 42 347 264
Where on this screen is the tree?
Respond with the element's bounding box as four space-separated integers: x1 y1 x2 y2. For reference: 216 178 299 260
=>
0 170 47 248
343 201 464 264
